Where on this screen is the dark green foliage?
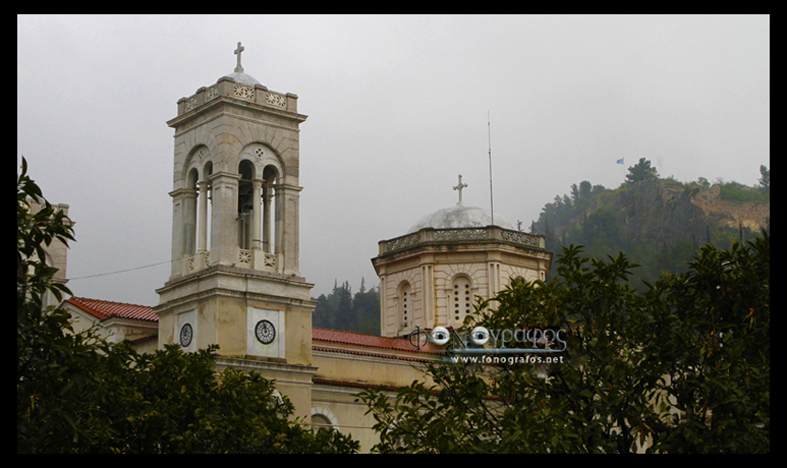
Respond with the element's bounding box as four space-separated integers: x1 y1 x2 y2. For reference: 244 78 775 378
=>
625 157 660 184
313 279 380 334
719 180 770 203
758 165 769 194
17 157 75 311
643 234 770 453
361 237 769 453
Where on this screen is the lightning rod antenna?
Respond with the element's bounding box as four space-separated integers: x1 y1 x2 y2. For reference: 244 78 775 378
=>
488 111 495 226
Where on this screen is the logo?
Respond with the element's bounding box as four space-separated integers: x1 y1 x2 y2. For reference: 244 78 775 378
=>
408 325 567 355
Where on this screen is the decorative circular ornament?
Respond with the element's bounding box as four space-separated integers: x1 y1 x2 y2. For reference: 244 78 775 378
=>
255 320 276 344
179 323 193 347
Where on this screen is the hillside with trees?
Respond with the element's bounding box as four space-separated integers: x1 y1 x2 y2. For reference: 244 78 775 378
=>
529 159 770 288
312 279 380 335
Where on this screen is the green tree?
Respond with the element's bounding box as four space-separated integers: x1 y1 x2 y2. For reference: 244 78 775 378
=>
626 157 660 184
360 247 657 453
352 281 381 335
108 344 359 454
644 234 770 453
578 179 593 199
360 237 769 453
758 165 769 194
577 209 621 255
17 159 359 454
313 279 380 334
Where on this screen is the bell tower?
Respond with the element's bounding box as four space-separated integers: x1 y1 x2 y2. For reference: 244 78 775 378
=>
154 43 316 418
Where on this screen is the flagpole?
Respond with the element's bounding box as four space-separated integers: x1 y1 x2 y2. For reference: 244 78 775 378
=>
488 111 494 226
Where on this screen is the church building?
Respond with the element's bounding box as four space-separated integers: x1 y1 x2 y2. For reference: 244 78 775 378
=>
58 44 551 452
373 174 551 339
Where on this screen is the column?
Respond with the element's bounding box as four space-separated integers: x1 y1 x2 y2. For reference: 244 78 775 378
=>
182 189 197 256
209 172 240 266
274 183 285 272
252 179 262 250
262 182 271 253
271 183 305 275
168 188 188 278
197 181 208 252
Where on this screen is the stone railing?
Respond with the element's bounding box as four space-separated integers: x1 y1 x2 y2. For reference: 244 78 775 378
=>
380 226 545 254
239 249 277 269
239 249 253 265
177 77 296 116
180 248 277 276
185 251 209 273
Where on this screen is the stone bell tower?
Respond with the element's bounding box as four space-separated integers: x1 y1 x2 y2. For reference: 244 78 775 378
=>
154 43 316 418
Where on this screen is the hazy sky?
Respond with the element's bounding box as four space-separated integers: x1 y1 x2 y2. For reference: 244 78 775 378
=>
17 15 769 307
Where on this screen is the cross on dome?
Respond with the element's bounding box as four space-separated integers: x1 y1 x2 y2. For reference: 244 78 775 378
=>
453 174 468 206
234 42 245 73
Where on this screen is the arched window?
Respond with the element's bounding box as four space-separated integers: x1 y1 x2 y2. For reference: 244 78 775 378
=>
311 414 332 432
228 144 287 270
310 407 338 432
451 276 472 324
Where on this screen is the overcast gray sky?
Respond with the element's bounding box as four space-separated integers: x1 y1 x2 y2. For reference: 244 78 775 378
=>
17 15 770 307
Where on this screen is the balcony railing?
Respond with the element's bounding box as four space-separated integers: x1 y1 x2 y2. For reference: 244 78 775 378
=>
380 225 544 254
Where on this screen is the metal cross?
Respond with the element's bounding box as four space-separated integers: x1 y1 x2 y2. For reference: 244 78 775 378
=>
453 174 468 206
234 42 245 73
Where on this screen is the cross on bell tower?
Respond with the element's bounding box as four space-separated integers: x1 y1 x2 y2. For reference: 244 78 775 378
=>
453 174 468 206
234 42 245 73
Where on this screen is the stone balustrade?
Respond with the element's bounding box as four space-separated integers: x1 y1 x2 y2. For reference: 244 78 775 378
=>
380 225 545 255
177 76 297 116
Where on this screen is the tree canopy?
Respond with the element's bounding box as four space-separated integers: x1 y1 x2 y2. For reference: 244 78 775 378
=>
758 165 770 194
313 279 380 334
626 157 660 184
360 235 769 453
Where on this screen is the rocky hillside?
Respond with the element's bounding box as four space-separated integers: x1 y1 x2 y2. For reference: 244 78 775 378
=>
529 172 769 286
691 183 770 232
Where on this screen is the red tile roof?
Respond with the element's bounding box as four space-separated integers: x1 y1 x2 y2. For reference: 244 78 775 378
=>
61 299 444 356
312 327 444 354
64 297 159 322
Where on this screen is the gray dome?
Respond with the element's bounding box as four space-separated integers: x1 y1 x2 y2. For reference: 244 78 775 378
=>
407 205 515 233
224 71 261 86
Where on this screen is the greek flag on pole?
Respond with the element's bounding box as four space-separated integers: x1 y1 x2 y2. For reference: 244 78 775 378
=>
616 158 624 165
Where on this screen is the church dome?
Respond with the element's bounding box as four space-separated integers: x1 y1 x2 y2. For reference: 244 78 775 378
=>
224 71 261 86
407 205 515 233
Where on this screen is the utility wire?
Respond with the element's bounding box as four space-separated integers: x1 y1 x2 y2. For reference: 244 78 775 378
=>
68 258 175 281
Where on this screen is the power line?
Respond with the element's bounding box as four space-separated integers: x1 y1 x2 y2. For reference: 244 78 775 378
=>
68 258 175 281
